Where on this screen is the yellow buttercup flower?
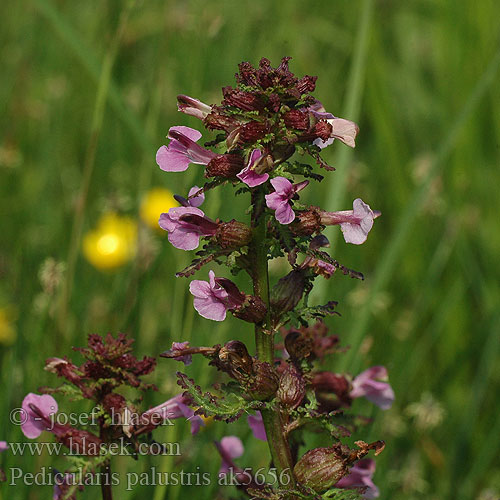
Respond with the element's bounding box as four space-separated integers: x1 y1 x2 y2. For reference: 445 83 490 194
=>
83 213 137 270
140 187 178 230
0 307 16 345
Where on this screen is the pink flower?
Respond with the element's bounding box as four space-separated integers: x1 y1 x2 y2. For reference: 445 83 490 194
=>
309 101 359 149
159 206 218 251
320 198 380 245
265 177 309 224
189 270 244 321
247 411 267 441
335 459 379 498
177 95 213 120
187 186 205 207
169 341 192 366
217 436 244 475
237 149 269 187
0 441 8 452
21 393 59 439
156 126 216 172
350 366 395 410
140 394 204 435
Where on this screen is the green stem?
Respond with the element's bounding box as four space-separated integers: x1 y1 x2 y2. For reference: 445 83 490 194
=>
251 188 295 490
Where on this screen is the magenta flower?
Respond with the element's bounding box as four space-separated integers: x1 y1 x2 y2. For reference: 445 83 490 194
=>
350 366 395 410
177 95 212 120
140 394 204 435
169 341 192 366
309 101 359 149
21 393 58 439
0 441 8 452
320 198 380 245
237 149 269 187
156 126 216 172
335 459 379 498
189 270 244 321
247 411 267 441
159 206 218 251
217 436 244 475
265 177 309 224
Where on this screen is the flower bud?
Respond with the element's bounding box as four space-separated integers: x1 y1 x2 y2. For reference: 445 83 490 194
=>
277 363 306 409
204 110 239 132
232 294 267 324
313 120 333 141
270 270 306 316
206 153 244 178
246 360 279 400
215 220 252 249
296 75 318 93
238 121 269 143
283 109 310 130
218 340 254 378
284 330 313 360
177 94 212 120
294 441 385 492
222 87 265 111
294 444 351 492
290 208 323 236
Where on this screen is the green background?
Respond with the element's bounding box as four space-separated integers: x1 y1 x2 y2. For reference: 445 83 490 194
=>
1 0 500 498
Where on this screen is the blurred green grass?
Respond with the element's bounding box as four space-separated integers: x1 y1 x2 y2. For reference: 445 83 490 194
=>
1 0 500 498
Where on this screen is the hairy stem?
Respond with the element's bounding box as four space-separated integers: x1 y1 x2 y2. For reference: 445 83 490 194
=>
251 188 296 489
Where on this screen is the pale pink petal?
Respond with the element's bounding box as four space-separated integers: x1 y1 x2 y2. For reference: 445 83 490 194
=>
21 393 58 439
168 126 202 142
265 191 285 210
167 227 200 250
221 436 244 459
193 297 228 321
237 167 269 187
350 366 394 410
335 458 379 498
247 412 267 441
275 202 295 224
156 146 191 172
340 222 370 245
329 118 359 148
189 280 212 299
188 186 205 207
270 176 293 195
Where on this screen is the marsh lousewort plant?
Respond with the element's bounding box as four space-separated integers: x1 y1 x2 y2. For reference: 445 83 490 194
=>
12 57 394 500
158 58 393 499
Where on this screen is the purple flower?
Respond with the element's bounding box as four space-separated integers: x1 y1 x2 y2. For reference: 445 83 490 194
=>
265 177 309 224
0 441 8 452
21 392 57 439
159 206 218 251
320 198 381 245
21 393 59 439
350 366 395 410
217 436 244 475
189 270 244 321
335 459 379 498
169 341 192 366
156 126 216 172
247 411 267 441
237 149 269 187
177 95 212 120
309 101 359 149
140 394 204 435
187 186 205 207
